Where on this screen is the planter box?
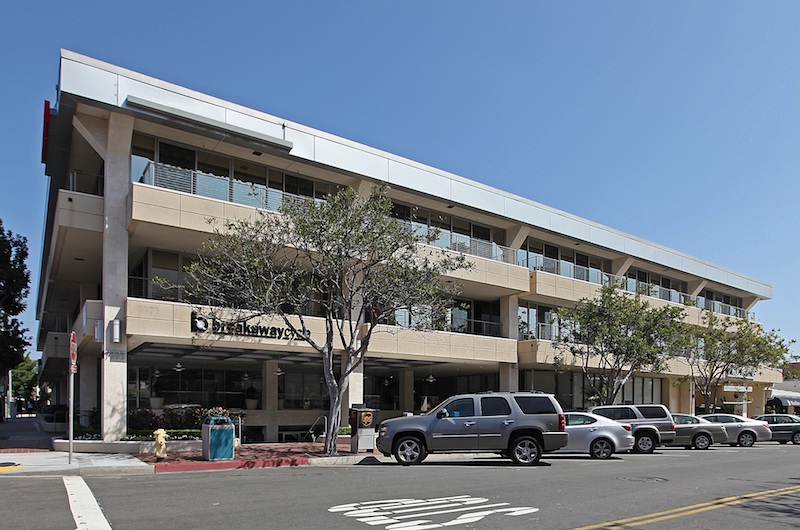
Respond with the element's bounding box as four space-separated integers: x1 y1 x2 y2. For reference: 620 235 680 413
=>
51 437 242 453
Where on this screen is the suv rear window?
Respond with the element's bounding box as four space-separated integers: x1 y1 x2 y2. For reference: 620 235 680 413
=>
481 397 512 416
594 407 636 420
514 396 557 415
637 406 669 419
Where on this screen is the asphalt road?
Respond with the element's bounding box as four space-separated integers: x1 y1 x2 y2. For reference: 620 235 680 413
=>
2 443 799 529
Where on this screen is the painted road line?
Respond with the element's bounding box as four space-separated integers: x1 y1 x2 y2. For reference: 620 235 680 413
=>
0 464 22 473
63 476 113 530
573 484 800 529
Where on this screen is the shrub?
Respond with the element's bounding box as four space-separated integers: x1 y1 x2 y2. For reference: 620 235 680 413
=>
128 408 159 431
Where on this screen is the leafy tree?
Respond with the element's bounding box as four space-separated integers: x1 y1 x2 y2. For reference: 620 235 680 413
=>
0 219 30 373
554 283 686 405
683 312 794 412
184 185 471 454
11 354 38 401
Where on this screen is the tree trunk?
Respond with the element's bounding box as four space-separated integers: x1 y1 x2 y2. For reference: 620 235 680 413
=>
324 389 343 455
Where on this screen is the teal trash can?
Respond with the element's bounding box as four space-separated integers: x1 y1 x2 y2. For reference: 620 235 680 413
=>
202 416 235 461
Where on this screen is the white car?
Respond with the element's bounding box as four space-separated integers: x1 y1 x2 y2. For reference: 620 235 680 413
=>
699 413 772 447
555 412 635 459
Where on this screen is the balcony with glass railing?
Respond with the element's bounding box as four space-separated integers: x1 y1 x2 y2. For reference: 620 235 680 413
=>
136 160 520 267
69 170 104 196
134 160 320 211
394 219 517 266
521 255 748 319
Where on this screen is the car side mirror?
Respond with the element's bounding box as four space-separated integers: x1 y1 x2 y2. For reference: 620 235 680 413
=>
436 408 448 419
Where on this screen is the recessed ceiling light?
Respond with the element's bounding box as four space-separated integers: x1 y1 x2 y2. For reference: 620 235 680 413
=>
252 151 262 156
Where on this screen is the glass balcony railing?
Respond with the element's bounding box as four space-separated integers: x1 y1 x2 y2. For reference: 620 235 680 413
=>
69 170 104 196
521 255 749 319
394 220 517 266
137 160 519 267
134 160 324 212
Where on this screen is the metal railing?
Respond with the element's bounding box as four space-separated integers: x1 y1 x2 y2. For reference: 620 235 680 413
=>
521 255 748 319
395 220 517 265
69 170 104 196
135 161 324 212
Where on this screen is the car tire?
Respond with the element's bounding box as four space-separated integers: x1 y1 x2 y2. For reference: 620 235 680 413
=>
792 432 800 445
590 438 614 459
509 436 542 465
393 436 426 466
693 433 712 450
737 431 755 447
634 433 656 454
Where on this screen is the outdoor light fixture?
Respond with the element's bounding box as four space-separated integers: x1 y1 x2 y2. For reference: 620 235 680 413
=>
275 367 285 376
94 320 103 343
111 319 121 343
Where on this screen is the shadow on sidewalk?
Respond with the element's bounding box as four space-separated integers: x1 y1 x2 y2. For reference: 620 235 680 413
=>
0 416 58 453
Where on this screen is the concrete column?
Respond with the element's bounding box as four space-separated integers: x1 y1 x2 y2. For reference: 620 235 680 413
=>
79 354 98 427
100 112 134 441
264 361 280 442
499 363 519 392
611 256 634 277
687 279 708 298
666 381 681 413
341 357 364 419
500 295 519 339
399 369 415 412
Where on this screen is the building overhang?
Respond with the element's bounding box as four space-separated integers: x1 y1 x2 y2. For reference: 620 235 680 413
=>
125 95 294 154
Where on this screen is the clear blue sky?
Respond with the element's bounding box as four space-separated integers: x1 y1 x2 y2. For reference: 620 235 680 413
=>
1 2 798 359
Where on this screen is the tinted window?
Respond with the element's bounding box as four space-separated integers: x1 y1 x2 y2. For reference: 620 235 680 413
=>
594 407 636 420
566 414 596 426
481 397 511 416
445 398 475 418
674 415 697 425
515 396 557 415
637 406 669 419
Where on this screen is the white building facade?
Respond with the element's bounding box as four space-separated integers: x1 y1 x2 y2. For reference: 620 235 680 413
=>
37 50 781 442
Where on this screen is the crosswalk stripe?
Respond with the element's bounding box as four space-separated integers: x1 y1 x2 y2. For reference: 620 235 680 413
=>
63 476 112 530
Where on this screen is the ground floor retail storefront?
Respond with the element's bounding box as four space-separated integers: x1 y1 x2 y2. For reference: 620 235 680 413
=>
50 347 777 443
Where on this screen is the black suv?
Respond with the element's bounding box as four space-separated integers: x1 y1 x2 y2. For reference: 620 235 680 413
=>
376 392 568 465
589 404 676 453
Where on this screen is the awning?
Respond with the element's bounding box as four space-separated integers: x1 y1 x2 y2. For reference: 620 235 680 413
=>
769 389 800 407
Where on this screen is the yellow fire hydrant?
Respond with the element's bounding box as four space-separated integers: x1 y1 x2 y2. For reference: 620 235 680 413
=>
153 428 169 460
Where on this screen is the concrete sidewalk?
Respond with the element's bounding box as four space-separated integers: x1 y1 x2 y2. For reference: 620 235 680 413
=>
0 416 492 476
0 416 386 476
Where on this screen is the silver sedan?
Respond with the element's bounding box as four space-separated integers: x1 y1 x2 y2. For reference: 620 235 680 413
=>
666 413 728 449
555 412 635 459
699 413 772 447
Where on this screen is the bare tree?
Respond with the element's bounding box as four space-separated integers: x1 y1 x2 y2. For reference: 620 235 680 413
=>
184 185 471 454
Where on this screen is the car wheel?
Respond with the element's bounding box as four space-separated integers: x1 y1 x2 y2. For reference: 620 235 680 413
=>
792 432 800 445
509 436 542 465
590 438 614 459
393 436 426 465
738 431 755 447
693 433 712 450
634 433 656 454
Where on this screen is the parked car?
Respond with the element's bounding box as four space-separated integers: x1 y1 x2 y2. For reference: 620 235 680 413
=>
555 412 634 459
376 392 568 465
666 413 728 449
699 413 772 447
589 404 676 453
752 414 800 444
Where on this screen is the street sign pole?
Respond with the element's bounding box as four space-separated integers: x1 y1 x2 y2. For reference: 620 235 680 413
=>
69 331 77 465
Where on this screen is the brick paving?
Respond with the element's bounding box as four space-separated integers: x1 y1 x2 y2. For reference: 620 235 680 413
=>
134 440 355 466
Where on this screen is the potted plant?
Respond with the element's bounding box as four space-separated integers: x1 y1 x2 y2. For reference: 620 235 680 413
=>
244 386 260 410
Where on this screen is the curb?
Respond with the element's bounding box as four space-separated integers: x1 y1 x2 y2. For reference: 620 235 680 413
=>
154 457 309 473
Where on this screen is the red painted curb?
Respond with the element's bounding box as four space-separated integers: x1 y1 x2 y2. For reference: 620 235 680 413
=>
154 457 309 473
